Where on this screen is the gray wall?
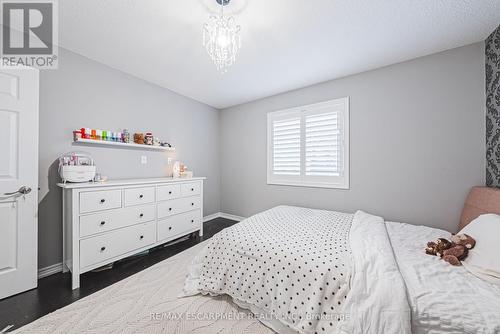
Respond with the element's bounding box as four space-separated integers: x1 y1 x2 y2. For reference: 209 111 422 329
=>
219 43 485 232
486 25 500 187
38 48 221 269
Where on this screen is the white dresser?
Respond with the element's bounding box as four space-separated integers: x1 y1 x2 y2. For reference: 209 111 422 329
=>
57 177 205 289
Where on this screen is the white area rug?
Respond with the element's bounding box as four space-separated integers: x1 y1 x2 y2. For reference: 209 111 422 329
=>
13 241 273 334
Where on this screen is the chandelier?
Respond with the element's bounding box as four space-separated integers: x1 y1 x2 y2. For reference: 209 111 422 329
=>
203 0 241 73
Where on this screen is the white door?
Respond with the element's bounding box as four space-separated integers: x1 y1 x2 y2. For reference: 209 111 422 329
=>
0 65 39 300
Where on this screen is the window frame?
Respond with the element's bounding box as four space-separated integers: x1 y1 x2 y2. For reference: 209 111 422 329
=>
267 97 350 189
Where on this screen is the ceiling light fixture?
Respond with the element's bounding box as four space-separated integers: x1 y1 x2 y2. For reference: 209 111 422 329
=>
203 0 241 73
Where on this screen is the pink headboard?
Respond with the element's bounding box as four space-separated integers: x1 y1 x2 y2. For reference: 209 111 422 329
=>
459 186 500 231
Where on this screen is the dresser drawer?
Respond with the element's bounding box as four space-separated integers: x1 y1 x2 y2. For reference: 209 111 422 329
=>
80 190 122 214
157 196 202 219
158 210 201 242
157 184 181 201
80 221 156 269
181 182 201 197
80 204 155 238
124 187 155 207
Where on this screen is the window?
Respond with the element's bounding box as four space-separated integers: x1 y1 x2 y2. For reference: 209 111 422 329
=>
267 97 349 189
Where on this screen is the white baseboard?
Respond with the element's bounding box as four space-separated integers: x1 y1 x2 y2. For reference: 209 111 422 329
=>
38 212 246 279
219 212 246 222
38 262 63 279
1 325 14 333
203 212 246 222
203 212 221 222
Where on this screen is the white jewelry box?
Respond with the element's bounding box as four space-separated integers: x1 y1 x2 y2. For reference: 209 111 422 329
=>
60 165 96 183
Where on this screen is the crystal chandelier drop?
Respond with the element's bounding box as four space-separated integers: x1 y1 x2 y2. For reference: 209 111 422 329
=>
203 0 241 73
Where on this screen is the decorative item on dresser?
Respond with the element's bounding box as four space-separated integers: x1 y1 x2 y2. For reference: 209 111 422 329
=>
57 177 205 290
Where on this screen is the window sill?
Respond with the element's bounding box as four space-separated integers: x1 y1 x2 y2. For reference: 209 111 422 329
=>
267 180 350 190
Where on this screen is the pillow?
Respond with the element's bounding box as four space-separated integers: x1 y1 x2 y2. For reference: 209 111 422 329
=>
459 214 500 285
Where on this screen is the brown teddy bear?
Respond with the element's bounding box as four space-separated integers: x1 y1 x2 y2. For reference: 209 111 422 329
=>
451 233 476 249
442 234 476 266
133 133 145 145
425 234 476 266
442 244 468 266
425 238 452 256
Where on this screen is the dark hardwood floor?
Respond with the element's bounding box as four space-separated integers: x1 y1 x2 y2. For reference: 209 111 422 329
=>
0 218 237 332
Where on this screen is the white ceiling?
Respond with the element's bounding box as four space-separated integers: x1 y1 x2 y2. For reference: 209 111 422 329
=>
60 1 500 109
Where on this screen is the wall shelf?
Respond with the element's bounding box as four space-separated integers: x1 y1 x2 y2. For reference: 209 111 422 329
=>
73 138 175 151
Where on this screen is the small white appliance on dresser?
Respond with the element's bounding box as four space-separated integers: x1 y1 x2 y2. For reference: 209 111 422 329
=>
57 177 205 289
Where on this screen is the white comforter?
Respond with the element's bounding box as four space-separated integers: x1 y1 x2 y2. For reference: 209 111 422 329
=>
336 211 411 334
184 206 412 334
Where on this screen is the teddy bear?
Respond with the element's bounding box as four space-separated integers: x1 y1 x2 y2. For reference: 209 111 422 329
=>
441 234 476 266
442 244 468 266
133 133 145 145
451 233 476 249
425 238 452 256
425 234 476 266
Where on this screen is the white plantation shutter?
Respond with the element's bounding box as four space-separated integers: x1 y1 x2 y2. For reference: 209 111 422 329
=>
272 117 301 176
305 112 341 177
267 97 349 189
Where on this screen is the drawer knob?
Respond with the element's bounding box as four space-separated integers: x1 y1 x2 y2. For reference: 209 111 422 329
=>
169 208 172 211
140 235 144 240
100 221 106 226
191 203 194 206
168 226 172 231
191 219 194 223
139 194 144 198
101 246 106 252
140 213 144 218
168 191 172 195
100 199 106 203
191 188 194 191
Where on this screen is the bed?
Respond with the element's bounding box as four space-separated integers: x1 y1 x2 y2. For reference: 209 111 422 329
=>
184 187 500 334
12 187 500 333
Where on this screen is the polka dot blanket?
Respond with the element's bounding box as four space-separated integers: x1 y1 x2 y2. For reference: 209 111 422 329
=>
184 206 412 334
